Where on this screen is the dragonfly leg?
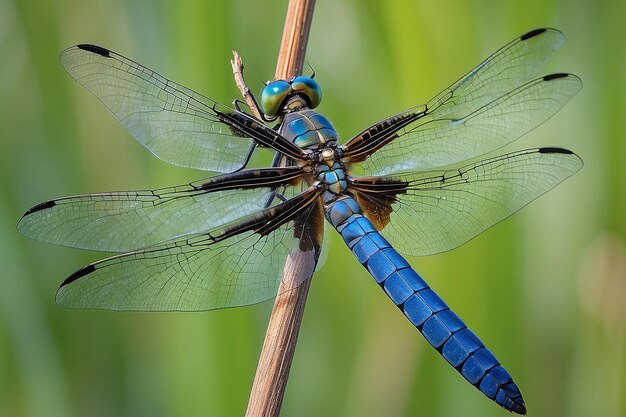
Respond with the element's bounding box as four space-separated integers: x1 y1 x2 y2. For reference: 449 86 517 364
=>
232 98 275 123
229 141 258 173
232 98 248 113
263 151 287 208
226 126 283 173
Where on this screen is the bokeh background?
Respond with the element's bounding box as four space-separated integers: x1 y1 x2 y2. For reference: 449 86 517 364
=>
1 0 624 416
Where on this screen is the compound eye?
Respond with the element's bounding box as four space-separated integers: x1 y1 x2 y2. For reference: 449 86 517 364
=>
291 76 322 109
260 80 291 117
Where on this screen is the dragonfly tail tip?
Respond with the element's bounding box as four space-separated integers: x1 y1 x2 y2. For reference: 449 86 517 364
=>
511 402 527 415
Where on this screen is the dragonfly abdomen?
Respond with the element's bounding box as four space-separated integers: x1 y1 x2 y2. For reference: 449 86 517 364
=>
326 197 527 414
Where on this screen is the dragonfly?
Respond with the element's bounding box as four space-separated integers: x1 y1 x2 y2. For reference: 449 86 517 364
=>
18 28 582 414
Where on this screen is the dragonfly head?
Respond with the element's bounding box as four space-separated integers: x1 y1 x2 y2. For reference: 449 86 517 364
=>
260 76 322 117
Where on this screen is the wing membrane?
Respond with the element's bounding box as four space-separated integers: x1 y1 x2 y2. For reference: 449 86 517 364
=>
356 74 581 175
350 148 582 256
426 28 565 119
344 28 574 174
61 44 305 172
55 187 324 311
18 167 304 252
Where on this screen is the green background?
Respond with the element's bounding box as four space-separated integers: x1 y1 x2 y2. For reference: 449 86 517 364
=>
1 0 624 416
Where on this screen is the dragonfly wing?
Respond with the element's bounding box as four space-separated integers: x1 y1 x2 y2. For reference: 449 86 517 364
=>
349 148 582 256
343 29 576 174
17 167 305 252
61 45 304 172
55 186 324 311
354 74 581 176
425 28 566 119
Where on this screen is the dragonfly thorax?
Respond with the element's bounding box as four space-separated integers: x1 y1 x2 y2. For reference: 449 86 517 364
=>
278 110 338 150
315 155 347 195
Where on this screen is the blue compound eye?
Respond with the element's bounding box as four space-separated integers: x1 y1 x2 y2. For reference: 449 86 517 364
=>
260 80 291 117
291 76 322 109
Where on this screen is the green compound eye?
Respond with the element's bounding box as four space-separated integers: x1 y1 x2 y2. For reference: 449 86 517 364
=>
260 80 291 117
291 76 322 109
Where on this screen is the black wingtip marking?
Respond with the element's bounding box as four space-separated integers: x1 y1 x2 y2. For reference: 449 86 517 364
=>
520 28 546 41
24 200 56 216
77 44 111 57
544 73 569 81
61 264 96 287
539 147 574 154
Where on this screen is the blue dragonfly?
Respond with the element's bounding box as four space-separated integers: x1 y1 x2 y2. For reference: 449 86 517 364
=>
18 28 582 413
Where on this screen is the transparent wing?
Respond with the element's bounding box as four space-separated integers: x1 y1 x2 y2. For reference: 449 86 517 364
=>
426 28 566 119
344 28 576 175
55 187 324 311
61 45 305 172
356 74 581 176
17 167 305 252
350 148 582 256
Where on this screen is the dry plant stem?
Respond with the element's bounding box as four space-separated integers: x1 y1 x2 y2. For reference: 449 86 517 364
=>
274 0 316 79
236 1 316 417
231 51 262 119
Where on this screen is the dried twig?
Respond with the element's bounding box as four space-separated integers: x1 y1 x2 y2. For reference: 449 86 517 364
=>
233 1 317 416
231 51 262 119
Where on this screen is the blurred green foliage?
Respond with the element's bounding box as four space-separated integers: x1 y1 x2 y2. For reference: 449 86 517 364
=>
1 0 625 416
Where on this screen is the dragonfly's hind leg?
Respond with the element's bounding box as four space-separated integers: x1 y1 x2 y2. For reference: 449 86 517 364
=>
228 141 258 173
263 151 287 208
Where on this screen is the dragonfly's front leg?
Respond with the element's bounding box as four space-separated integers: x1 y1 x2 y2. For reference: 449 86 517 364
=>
228 52 279 174
232 96 276 124
228 92 283 173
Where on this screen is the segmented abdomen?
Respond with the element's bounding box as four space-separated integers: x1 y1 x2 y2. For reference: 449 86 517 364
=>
326 197 526 414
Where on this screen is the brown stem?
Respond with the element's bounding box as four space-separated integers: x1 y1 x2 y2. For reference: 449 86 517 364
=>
231 51 262 119
274 0 316 80
238 1 317 416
